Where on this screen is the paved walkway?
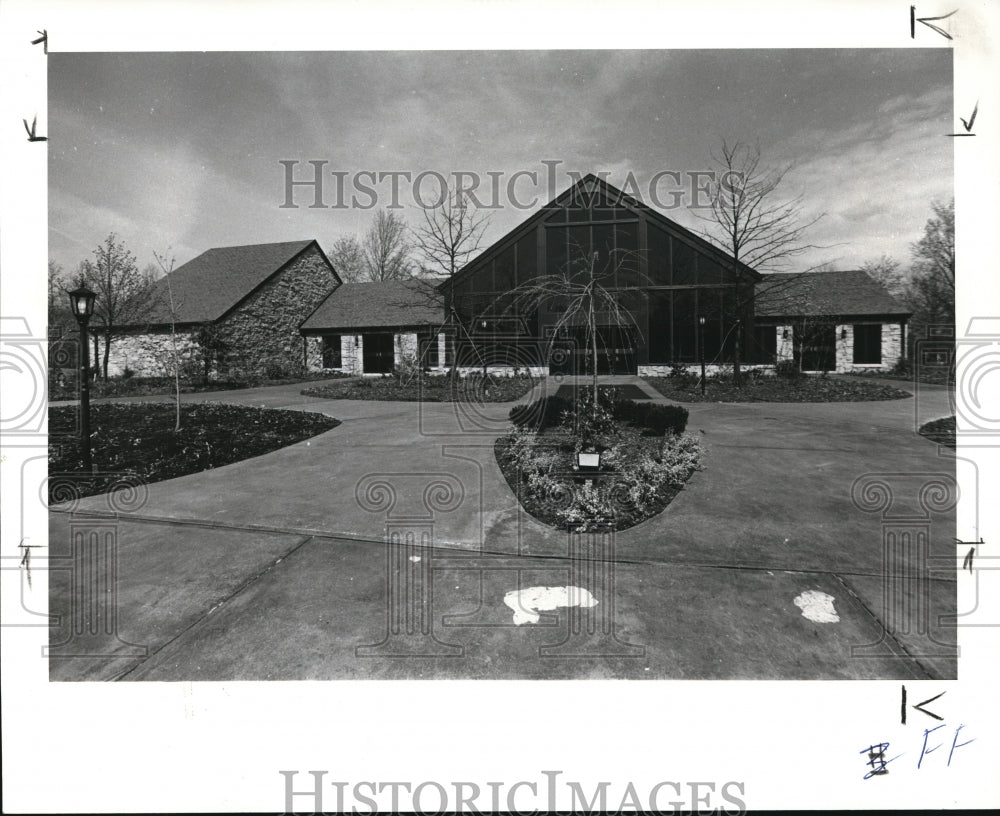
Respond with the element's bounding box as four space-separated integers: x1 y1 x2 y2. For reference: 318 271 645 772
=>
48 374 958 681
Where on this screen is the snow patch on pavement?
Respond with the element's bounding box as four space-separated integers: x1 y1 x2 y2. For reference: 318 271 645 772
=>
504 586 598 625
794 589 840 623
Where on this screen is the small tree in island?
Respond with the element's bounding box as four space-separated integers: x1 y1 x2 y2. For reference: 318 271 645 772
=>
503 238 642 430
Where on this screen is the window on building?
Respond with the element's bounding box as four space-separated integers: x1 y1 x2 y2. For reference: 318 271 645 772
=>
748 325 778 364
673 238 697 285
321 335 341 368
647 223 671 285
853 324 882 364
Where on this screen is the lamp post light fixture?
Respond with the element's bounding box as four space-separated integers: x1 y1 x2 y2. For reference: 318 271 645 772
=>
698 315 707 396
68 284 97 473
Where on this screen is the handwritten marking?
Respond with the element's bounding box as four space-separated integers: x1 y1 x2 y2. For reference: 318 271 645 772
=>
960 101 978 132
963 546 975 572
23 115 47 142
911 6 957 40
913 690 945 721
31 29 47 53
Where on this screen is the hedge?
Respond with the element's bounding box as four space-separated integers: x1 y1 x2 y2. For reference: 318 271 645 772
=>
509 395 688 435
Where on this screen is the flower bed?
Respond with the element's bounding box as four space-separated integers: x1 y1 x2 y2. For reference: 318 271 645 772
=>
497 389 701 531
918 415 955 448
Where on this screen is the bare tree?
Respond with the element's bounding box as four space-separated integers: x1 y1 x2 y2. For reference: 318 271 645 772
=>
507 239 641 411
47 261 74 336
362 210 413 282
81 233 156 380
697 139 826 384
153 250 183 432
326 235 366 283
860 254 906 297
412 189 492 279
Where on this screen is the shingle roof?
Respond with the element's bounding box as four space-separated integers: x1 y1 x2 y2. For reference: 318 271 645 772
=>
139 240 319 325
301 278 446 332
755 269 911 318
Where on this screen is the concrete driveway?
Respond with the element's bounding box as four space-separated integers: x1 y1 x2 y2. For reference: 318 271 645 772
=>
48 374 958 680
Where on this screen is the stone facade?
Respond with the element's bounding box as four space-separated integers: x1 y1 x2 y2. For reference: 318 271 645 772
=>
214 244 338 377
759 321 903 373
105 330 200 377
775 325 794 362
838 320 904 372
106 243 339 378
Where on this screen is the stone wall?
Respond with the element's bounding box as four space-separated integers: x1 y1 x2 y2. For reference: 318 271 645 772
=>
835 324 853 372
838 321 904 372
394 332 418 366
342 334 362 374
882 322 904 368
304 335 324 372
216 244 339 377
638 364 738 377
105 330 199 377
776 325 794 362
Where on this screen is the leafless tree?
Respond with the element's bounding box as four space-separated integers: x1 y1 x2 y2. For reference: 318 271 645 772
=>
506 239 641 410
81 233 157 380
153 250 183 432
326 234 366 283
362 210 413 282
412 189 492 279
697 139 827 384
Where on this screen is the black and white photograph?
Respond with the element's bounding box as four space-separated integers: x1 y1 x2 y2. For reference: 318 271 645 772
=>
2 0 998 812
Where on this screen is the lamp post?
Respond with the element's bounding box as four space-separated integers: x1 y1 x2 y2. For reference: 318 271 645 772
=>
698 315 707 396
68 285 97 473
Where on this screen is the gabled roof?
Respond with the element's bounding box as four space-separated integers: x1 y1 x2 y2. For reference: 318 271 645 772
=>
301 278 445 332
137 239 334 326
755 269 912 318
439 173 761 291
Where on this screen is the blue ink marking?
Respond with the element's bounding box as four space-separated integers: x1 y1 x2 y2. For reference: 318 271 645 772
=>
860 742 902 779
918 724 947 769
948 724 975 767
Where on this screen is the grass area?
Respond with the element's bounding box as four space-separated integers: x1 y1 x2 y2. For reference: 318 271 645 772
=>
49 372 350 402
48 403 340 502
919 415 956 448
302 373 537 402
643 373 913 402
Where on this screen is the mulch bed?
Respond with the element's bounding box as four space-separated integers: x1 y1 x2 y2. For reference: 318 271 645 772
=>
302 374 536 402
918 415 956 448
49 373 350 402
643 374 912 403
48 403 340 502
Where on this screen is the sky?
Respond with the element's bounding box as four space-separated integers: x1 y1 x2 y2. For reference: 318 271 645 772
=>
48 49 953 277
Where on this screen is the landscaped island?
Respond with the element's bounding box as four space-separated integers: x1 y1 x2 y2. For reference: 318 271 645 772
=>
48 403 340 502
496 388 702 532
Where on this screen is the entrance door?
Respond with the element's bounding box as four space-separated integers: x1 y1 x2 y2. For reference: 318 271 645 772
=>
795 324 836 371
362 333 395 373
